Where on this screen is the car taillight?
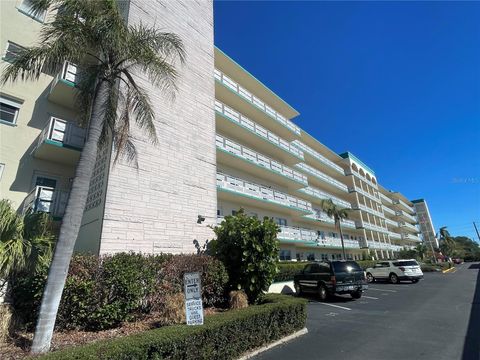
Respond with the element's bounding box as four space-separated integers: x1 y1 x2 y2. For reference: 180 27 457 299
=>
331 275 336 286
399 267 405 272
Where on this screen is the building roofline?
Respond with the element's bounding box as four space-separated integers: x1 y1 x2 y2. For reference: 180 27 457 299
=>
338 151 376 175
214 46 300 119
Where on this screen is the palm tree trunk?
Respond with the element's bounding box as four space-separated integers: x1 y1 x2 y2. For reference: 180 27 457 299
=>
31 80 110 354
337 219 346 260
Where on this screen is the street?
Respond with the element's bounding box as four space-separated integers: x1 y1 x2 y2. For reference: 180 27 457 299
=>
256 263 480 360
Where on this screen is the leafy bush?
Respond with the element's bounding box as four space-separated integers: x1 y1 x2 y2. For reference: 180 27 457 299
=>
211 210 279 304
356 260 377 271
274 262 311 282
11 253 228 331
39 294 307 360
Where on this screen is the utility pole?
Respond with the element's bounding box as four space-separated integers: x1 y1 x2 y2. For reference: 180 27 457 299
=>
474 222 480 242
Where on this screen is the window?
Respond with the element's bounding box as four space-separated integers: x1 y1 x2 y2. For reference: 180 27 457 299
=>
3 41 26 63
275 217 287 226
279 249 291 261
231 210 237 216
0 96 22 125
0 164 4 181
320 253 329 261
18 0 46 22
306 253 315 261
332 261 362 273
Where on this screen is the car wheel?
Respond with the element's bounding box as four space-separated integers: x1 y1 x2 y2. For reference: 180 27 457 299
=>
295 282 303 295
318 284 328 301
389 273 399 284
366 272 375 283
351 290 362 299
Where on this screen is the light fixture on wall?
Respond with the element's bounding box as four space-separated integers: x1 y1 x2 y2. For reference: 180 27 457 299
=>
197 215 206 224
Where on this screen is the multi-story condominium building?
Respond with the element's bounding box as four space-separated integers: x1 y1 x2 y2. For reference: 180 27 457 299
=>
1 0 428 261
412 199 439 249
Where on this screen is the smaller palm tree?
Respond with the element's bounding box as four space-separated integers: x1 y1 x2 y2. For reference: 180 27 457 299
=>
438 226 456 256
320 199 349 260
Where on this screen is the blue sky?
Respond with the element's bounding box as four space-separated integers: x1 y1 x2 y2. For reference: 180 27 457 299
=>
214 1 480 241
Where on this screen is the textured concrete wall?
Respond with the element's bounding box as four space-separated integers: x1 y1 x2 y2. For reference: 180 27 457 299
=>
98 0 216 254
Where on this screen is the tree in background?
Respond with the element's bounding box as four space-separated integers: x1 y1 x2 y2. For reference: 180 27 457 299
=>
2 0 185 353
211 209 279 304
438 226 457 257
415 244 428 260
320 199 350 260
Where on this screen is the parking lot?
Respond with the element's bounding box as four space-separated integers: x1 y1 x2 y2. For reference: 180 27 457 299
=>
256 263 480 360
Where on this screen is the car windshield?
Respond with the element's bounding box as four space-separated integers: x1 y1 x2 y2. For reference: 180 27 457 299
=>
393 261 418 267
332 261 362 273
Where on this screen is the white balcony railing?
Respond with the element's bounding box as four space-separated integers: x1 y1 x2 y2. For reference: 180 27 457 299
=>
347 170 378 189
401 233 422 242
295 163 348 192
291 140 345 175
23 186 69 218
37 116 86 150
385 218 399 227
358 221 388 233
383 206 396 216
399 221 419 232
396 210 417 223
216 134 308 185
380 192 393 205
298 186 351 208
215 100 303 160
350 186 381 203
216 172 313 213
214 69 301 135
356 203 384 218
304 211 355 229
393 199 416 214
388 231 402 240
279 225 361 249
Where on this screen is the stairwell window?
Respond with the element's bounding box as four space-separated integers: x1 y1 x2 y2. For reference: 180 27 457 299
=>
0 96 22 126
18 0 46 22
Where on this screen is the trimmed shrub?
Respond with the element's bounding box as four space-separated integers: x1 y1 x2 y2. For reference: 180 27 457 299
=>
211 210 279 303
11 253 228 332
356 260 377 271
38 294 307 360
274 262 311 282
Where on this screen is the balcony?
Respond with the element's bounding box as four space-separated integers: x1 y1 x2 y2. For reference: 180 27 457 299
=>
354 203 384 218
32 116 86 165
216 172 313 215
393 199 416 215
399 221 420 233
388 231 402 240
290 140 345 175
384 218 399 228
295 163 348 193
401 233 422 242
357 220 388 234
215 100 303 165
380 192 393 205
48 61 80 108
303 211 356 229
216 134 307 188
349 185 381 203
23 186 69 219
214 69 301 139
298 186 352 209
396 210 417 223
382 206 396 216
347 170 378 188
278 226 360 249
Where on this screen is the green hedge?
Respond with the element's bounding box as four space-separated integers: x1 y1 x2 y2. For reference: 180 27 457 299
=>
356 260 377 271
39 294 307 360
274 262 311 282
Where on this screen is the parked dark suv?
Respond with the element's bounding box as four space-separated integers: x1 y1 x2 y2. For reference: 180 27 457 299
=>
294 260 368 300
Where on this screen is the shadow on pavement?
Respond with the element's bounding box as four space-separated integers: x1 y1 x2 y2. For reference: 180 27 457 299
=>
462 265 480 360
300 293 356 304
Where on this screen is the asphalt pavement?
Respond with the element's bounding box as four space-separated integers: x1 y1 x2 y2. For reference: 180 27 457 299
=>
255 262 480 360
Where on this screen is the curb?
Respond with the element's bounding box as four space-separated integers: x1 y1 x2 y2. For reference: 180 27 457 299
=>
238 327 308 359
442 267 455 273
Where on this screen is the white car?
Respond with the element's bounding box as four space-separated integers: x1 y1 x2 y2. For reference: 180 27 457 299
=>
366 259 424 284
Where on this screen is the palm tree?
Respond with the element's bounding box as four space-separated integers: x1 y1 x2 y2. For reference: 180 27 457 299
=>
2 0 185 353
320 199 350 260
414 243 427 260
438 226 456 256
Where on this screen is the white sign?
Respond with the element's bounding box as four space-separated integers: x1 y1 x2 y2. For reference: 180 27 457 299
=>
184 272 204 325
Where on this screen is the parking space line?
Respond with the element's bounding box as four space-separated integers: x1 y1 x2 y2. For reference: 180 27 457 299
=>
368 288 397 293
363 296 379 300
317 303 352 311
